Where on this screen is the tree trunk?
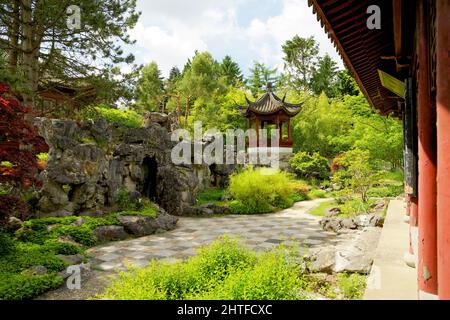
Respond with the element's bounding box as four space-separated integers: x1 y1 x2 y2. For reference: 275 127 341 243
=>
21 0 39 108
8 0 20 73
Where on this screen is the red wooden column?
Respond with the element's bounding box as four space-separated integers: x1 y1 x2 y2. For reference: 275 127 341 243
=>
417 0 438 299
407 197 419 268
436 0 450 300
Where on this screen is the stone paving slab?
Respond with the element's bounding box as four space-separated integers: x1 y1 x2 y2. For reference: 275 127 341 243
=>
86 199 343 271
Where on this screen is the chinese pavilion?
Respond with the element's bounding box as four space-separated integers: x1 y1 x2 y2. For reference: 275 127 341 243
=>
243 87 301 152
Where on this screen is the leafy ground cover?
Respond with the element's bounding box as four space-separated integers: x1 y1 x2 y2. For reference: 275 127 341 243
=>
96 236 367 300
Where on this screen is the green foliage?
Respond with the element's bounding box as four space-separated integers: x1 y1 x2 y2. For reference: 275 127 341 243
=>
135 62 165 112
196 188 227 206
335 70 360 97
0 242 67 274
97 237 307 300
36 153 48 162
220 55 244 86
16 215 120 247
0 272 63 300
332 150 381 202
80 104 143 129
189 86 247 132
1 0 141 107
228 168 295 214
310 53 338 97
336 273 367 300
307 188 328 199
308 200 336 217
367 185 404 198
282 35 319 91
0 232 15 256
246 62 279 97
192 245 304 300
308 198 379 218
118 206 158 218
339 199 374 216
115 187 135 210
290 151 330 180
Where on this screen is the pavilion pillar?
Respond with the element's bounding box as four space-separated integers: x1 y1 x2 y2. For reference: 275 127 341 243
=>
417 0 438 299
406 197 419 268
436 0 450 300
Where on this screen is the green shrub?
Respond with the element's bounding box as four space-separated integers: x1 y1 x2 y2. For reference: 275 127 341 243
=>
42 240 83 255
0 242 67 274
367 185 403 198
308 188 327 199
115 187 136 210
289 152 330 180
0 232 15 257
80 104 143 129
228 168 295 214
98 236 256 300
0 272 63 300
336 273 367 300
196 188 226 206
288 180 310 202
332 150 381 202
191 245 305 300
17 215 120 246
97 237 307 300
339 199 374 216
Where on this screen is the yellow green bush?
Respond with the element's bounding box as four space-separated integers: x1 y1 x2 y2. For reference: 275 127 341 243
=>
228 167 296 214
97 236 308 300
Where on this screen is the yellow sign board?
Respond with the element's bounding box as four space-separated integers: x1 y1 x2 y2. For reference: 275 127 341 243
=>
378 69 405 98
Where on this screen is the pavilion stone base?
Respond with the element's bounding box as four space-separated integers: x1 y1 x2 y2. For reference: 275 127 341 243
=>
246 147 294 172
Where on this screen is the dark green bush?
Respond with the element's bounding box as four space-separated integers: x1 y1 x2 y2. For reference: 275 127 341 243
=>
0 243 67 274
0 232 15 257
115 187 136 210
0 272 63 300
289 152 330 180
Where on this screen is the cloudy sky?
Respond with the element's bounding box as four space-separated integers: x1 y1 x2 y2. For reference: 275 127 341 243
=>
127 0 344 77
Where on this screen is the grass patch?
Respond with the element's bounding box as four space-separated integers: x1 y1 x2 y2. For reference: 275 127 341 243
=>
308 200 337 217
308 198 378 218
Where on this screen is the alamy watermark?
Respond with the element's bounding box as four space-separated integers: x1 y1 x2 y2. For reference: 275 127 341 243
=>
367 5 381 30
170 121 283 169
67 5 81 30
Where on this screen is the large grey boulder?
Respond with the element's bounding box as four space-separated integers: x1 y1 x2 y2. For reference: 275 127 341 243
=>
184 203 231 216
93 226 128 243
117 213 178 237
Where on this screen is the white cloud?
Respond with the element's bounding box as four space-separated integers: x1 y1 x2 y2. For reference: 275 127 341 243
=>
129 0 343 77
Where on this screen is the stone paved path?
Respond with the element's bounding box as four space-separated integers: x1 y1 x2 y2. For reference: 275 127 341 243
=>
87 198 342 271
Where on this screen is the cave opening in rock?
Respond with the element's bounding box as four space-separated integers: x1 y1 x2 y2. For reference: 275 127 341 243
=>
142 157 158 200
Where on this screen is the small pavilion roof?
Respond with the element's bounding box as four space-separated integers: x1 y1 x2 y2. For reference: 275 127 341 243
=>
244 91 302 117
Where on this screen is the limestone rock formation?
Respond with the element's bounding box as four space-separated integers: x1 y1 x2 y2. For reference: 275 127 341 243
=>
33 114 235 217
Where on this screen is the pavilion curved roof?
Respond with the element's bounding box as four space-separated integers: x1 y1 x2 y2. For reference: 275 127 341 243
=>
244 91 302 117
